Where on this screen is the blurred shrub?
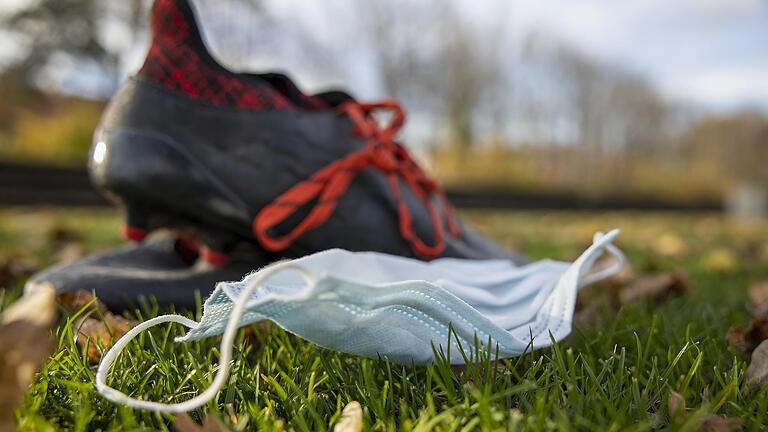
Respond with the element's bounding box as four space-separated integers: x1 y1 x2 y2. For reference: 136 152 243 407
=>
432 144 725 202
0 99 103 166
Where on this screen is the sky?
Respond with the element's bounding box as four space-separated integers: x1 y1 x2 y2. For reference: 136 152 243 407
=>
1 0 767 113
252 0 768 113
496 0 768 112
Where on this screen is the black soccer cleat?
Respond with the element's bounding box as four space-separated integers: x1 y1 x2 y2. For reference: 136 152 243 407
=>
24 232 261 311
90 0 525 265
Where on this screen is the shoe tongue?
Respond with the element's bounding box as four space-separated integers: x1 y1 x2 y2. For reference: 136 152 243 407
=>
312 90 355 107
254 72 326 110
250 72 328 109
250 73 357 110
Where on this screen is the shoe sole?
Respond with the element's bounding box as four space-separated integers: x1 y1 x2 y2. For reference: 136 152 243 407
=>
25 232 261 311
119 201 265 267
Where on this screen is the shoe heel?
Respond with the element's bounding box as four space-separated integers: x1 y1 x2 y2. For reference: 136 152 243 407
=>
121 225 148 242
121 205 151 242
91 128 252 257
173 234 201 264
196 230 237 267
200 246 231 267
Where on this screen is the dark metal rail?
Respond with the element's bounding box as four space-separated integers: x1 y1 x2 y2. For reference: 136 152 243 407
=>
0 162 722 211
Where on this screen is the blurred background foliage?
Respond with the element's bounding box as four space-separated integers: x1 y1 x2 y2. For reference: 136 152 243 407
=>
0 0 766 203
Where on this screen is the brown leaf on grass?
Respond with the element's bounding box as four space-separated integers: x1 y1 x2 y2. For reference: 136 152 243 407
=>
667 390 685 417
701 248 738 273
174 413 225 432
47 226 82 246
760 243 768 263
608 265 638 287
748 280 768 317
586 253 636 286
572 254 628 328
0 256 37 287
54 242 85 264
58 290 107 315
574 295 611 327
739 239 765 262
75 312 136 363
47 226 85 265
726 319 768 354
334 401 363 432
699 414 743 432
0 287 57 431
61 290 132 363
574 269 690 328
572 263 623 327
618 271 692 305
653 234 687 258
745 339 768 388
666 390 742 431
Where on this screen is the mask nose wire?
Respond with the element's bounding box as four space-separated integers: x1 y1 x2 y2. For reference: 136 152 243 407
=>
95 263 316 413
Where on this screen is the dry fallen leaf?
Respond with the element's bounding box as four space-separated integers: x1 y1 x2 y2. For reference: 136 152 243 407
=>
587 253 637 286
76 312 135 363
0 256 37 288
47 226 82 245
574 295 611 327
174 413 225 432
760 243 768 263
745 339 768 388
0 287 57 431
619 271 692 305
58 290 107 315
47 226 86 265
608 265 638 286
699 414 743 432
739 239 765 262
666 389 741 431
334 401 363 432
748 280 768 317
667 390 685 417
726 319 768 354
653 233 687 258
60 290 137 362
574 269 690 328
702 248 738 273
54 242 85 265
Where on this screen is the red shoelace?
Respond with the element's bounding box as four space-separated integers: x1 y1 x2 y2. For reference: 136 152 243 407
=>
252 99 461 259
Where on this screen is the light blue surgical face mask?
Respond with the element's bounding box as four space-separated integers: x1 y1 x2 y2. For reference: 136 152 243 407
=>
97 230 624 413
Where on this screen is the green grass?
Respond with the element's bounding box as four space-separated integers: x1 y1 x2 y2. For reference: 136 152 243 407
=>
2 208 768 430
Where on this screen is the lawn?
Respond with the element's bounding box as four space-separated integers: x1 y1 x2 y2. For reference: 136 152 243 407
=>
2 208 768 431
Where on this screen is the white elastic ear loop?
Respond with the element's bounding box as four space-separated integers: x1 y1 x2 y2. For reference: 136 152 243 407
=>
95 263 315 413
578 230 626 288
